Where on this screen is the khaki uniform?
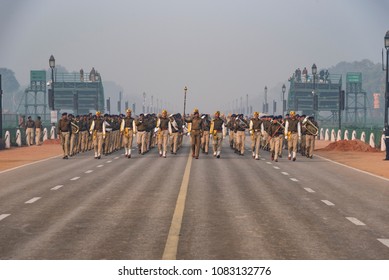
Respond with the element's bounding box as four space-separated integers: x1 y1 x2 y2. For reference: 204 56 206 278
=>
121 116 135 157
90 117 106 158
201 117 211 154
136 117 148 154
186 115 202 158
268 121 284 161
25 119 35 146
58 117 71 158
79 118 89 152
249 117 262 159
157 116 170 157
285 117 301 161
305 120 318 158
234 117 248 155
210 117 225 157
34 119 42 145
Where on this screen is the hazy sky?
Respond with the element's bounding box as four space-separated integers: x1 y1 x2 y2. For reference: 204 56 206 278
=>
0 0 388 113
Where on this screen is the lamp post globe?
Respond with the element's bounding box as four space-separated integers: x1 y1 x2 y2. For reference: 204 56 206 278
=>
282 84 286 115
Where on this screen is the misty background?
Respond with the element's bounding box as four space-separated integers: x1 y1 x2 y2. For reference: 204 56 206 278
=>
0 0 388 116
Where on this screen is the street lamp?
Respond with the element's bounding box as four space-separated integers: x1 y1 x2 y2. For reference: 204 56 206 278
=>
49 55 55 110
312 63 317 118
282 84 286 116
384 31 389 127
183 86 187 117
264 86 268 113
383 31 389 160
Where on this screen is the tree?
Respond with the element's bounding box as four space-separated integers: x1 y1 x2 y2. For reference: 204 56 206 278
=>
0 68 20 93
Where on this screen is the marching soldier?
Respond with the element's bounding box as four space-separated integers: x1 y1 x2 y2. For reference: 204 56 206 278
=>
249 112 262 160
25 116 35 146
305 116 319 159
201 114 211 154
169 114 181 155
226 114 236 149
121 109 136 158
210 111 225 158
234 114 248 156
185 108 202 159
135 113 147 155
34 116 42 146
69 114 80 156
89 111 106 159
284 111 301 161
78 115 89 153
157 109 170 158
268 115 284 162
58 112 71 159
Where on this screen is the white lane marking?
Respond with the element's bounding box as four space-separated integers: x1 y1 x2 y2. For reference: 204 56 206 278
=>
85 170 94 174
107 160 112 163
51 185 63 191
25 197 41 204
0 154 62 174
315 154 389 182
290 178 299 182
321 200 335 206
273 166 280 170
114 157 119 159
163 153 193 260
378 239 389 248
281 172 289 176
0 214 11 221
266 162 272 165
346 217 366 226
70 177 80 181
97 165 104 168
304 188 315 193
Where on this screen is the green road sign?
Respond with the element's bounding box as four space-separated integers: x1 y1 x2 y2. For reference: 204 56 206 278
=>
30 70 46 81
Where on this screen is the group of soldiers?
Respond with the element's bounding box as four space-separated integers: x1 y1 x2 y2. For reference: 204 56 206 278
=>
23 116 43 146
57 108 319 162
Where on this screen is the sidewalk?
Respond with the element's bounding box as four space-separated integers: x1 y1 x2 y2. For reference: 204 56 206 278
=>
0 143 62 172
0 140 388 180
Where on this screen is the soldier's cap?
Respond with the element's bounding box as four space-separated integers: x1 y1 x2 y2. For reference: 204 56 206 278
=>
254 111 259 116
215 111 220 115
37 116 41 119
162 109 167 114
104 113 109 117
295 114 300 117
96 111 101 115
231 114 236 117
76 115 79 118
278 115 283 119
139 113 144 116
193 108 199 113
301 114 306 118
62 112 68 116
28 116 31 119
289 111 295 116
126 108 132 113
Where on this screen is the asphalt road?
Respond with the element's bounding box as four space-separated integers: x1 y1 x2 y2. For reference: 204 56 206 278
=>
0 136 389 260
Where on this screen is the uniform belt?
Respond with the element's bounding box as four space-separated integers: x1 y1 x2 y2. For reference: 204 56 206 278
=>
138 129 145 132
61 130 69 132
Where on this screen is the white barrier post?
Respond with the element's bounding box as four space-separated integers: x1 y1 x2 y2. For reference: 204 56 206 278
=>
50 126 56 139
344 130 349 140
352 130 357 140
330 129 336 142
369 133 375 148
16 129 22 147
381 134 386 151
337 129 342 141
5 131 11 149
43 128 48 142
325 129 330 141
320 128 324 140
360 131 366 142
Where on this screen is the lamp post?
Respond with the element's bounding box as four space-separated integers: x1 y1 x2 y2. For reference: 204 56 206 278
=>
383 31 389 160
0 74 3 142
264 86 268 113
384 31 389 127
183 86 187 117
282 84 286 116
49 55 55 111
312 63 317 118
